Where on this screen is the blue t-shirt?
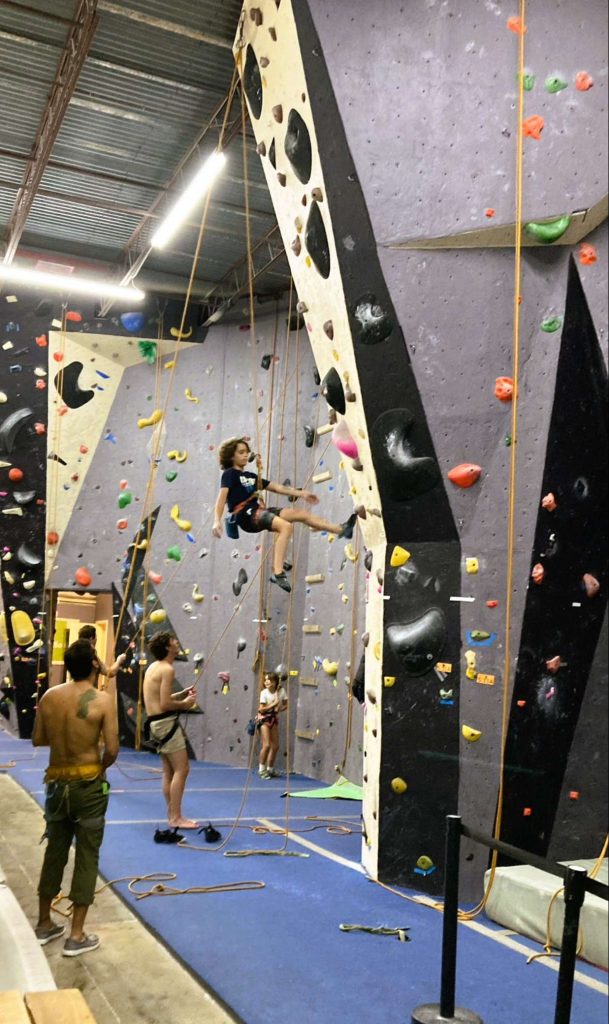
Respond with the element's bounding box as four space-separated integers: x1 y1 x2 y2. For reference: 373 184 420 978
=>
221 468 270 513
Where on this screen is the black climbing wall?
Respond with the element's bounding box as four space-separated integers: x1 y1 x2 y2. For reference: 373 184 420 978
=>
501 260 608 856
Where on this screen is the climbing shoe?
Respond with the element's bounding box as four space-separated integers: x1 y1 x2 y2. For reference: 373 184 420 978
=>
270 572 292 593
338 513 358 540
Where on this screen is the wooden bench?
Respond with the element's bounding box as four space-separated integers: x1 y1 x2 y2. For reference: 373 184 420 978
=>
0 989 97 1024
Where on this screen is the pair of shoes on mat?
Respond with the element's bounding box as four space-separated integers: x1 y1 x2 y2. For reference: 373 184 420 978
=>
338 513 358 540
35 923 65 946
258 767 271 779
270 572 291 593
63 934 101 957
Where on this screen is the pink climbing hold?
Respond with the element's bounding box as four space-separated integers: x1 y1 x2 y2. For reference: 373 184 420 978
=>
542 493 558 512
546 656 562 674
531 563 545 585
218 671 231 685
575 71 594 92
332 419 359 460
148 570 163 585
447 463 482 489
582 573 600 598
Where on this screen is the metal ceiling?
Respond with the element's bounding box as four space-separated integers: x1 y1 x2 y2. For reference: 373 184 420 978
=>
0 0 289 307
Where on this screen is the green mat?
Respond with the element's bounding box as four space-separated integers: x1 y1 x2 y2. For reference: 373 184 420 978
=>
285 775 363 801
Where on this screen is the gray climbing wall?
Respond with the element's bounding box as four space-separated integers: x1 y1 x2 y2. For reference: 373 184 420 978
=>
48 312 363 778
235 0 607 893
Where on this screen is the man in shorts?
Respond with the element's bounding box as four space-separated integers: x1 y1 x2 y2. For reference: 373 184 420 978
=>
143 631 199 829
33 639 119 956
212 437 357 593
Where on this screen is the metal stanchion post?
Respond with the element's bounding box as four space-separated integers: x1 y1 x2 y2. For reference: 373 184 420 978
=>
412 816 483 1024
554 865 588 1024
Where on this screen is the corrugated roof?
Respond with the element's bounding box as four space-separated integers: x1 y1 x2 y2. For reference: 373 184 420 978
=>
0 0 286 307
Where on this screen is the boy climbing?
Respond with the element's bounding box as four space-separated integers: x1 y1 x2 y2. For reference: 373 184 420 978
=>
212 437 357 593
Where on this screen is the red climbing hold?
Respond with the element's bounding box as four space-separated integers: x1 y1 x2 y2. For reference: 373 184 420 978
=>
8 468 24 482
485 208 496 218
507 15 527 33
34 423 46 435
517 700 527 708
583 573 600 598
66 311 83 323
542 493 558 512
47 531 59 545
35 335 48 347
79 444 89 454
494 377 514 402
53 353 64 363
579 243 597 266
531 563 545 585
487 600 499 609
75 567 92 587
575 71 594 92
523 116 545 140
447 464 482 489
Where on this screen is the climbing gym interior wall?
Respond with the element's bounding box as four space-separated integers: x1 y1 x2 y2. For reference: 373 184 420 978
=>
234 0 608 894
0 288 364 784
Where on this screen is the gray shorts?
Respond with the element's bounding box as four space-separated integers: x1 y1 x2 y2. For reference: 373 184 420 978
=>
149 717 186 754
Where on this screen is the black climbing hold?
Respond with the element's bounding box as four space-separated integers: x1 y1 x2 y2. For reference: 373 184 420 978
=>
364 551 373 572
54 362 95 409
284 109 312 184
0 408 35 454
269 138 277 169
386 609 447 677
17 543 42 566
313 368 321 386
244 45 263 120
232 568 248 597
304 425 315 448
351 293 394 346
261 354 272 370
48 452 68 466
305 201 331 279
370 408 440 501
277 172 287 187
321 368 346 415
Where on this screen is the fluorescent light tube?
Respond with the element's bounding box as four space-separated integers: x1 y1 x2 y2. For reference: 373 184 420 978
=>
150 150 227 250
0 265 145 301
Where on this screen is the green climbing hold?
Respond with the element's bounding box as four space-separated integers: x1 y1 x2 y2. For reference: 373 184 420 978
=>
470 630 491 641
118 491 133 509
505 435 513 447
524 215 571 244
165 471 178 483
518 72 537 92
167 546 182 562
138 340 158 365
545 75 568 94
541 316 563 333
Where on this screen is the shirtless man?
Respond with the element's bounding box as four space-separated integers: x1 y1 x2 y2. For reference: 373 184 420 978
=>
143 631 198 830
77 624 126 693
32 639 119 957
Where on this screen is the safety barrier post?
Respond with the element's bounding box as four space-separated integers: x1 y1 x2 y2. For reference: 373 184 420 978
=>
411 815 483 1024
554 865 588 1024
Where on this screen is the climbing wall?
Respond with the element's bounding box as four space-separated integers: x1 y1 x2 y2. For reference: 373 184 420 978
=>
234 0 608 892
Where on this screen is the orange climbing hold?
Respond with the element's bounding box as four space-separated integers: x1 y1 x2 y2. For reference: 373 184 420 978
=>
507 15 527 33
523 115 545 140
546 656 562 674
531 563 545 585
494 377 514 402
579 243 597 266
75 567 92 587
8 467 23 481
485 208 496 218
447 463 482 489
575 71 594 92
47 531 59 545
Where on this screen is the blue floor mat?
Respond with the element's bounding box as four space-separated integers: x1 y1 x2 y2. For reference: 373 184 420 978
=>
2 734 607 1024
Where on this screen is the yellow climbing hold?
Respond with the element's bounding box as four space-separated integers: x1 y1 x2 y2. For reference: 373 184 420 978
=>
417 855 435 872
344 544 359 563
465 650 477 680
164 360 175 370
192 584 204 604
374 641 382 661
170 504 192 532
0 612 7 643
171 326 193 340
133 539 149 551
184 388 199 403
11 610 36 647
167 450 188 463
384 676 396 688
322 659 339 677
391 778 408 794
138 409 163 430
149 609 167 625
462 725 482 743
466 558 480 575
390 546 411 568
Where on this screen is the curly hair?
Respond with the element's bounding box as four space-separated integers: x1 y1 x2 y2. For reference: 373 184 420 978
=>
261 671 280 691
218 436 251 470
78 624 97 642
149 631 176 661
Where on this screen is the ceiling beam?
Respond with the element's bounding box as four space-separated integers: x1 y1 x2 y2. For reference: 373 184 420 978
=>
2 0 99 265
97 1 234 50
0 0 74 24
201 224 289 325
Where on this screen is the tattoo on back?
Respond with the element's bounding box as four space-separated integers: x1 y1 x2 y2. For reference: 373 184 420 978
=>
77 690 97 720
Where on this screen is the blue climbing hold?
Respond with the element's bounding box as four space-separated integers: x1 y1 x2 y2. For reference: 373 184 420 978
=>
121 312 146 333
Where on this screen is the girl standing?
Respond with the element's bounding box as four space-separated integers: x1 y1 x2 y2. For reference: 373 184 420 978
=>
257 672 288 779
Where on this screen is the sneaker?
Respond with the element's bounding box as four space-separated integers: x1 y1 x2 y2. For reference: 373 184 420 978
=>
266 768 282 778
270 572 292 593
36 923 66 946
62 934 101 958
338 513 358 540
258 767 271 779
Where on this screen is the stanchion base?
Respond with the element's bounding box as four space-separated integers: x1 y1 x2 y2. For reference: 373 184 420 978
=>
411 1005 483 1024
